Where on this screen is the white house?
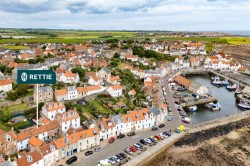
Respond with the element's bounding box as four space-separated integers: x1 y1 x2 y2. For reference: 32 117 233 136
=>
98 118 116 140
55 86 78 101
39 143 59 166
56 110 81 133
0 79 12 92
58 71 79 84
107 85 122 97
77 127 100 151
88 76 103 85
42 101 66 121
106 76 120 85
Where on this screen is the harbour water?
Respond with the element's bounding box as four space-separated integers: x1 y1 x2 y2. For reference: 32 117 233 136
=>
187 76 241 124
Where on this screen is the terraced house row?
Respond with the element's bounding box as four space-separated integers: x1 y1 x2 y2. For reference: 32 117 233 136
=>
0 100 168 166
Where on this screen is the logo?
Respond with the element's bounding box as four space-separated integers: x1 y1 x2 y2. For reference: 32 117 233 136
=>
21 72 28 82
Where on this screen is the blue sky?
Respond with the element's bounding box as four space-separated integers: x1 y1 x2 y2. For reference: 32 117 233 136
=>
0 0 249 31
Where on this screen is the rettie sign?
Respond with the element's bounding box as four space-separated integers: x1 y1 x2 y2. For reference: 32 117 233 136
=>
17 70 56 84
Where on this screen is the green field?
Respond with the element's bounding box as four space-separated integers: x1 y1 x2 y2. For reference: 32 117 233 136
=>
90 100 112 114
3 103 30 113
221 37 250 44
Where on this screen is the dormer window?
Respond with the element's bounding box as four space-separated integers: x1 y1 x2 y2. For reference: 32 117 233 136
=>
63 115 66 119
50 145 55 152
27 155 33 162
5 134 11 142
54 103 57 108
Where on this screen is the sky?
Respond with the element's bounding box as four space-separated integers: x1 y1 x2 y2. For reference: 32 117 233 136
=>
0 0 250 31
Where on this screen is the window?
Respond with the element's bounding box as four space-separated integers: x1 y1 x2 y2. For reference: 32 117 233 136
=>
87 140 89 144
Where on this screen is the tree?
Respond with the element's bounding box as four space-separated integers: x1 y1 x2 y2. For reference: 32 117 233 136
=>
110 43 118 49
28 59 36 64
16 84 29 96
0 111 13 122
113 52 120 59
71 67 85 80
132 46 145 57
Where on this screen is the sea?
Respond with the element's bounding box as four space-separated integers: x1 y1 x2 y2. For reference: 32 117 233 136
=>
219 31 250 37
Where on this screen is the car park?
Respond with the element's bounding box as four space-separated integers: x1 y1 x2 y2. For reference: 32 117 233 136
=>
85 150 93 156
66 156 77 165
107 157 116 165
117 134 125 139
127 131 136 136
159 124 165 128
140 139 147 145
94 146 102 152
109 137 115 143
151 127 158 131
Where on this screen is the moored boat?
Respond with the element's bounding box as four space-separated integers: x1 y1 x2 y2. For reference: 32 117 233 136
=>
221 79 230 86
212 79 222 87
205 102 222 111
188 105 198 112
237 100 250 110
226 84 237 91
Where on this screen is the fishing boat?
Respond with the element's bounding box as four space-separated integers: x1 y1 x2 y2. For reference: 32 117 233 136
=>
226 84 237 91
211 103 222 111
188 105 198 112
237 100 250 110
212 79 222 87
205 102 222 111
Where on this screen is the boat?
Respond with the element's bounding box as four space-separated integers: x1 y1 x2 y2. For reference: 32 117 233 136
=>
235 87 242 95
221 79 230 86
181 117 191 124
211 76 220 80
188 105 198 112
237 100 250 110
226 84 237 91
211 103 222 111
212 79 222 87
205 102 222 111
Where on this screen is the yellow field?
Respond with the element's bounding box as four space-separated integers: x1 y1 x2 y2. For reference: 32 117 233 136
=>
0 45 30 50
222 37 250 44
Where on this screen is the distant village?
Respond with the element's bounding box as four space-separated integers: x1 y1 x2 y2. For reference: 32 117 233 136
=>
0 39 249 166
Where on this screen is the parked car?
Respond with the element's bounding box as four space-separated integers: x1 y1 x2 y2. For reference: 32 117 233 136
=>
109 137 115 143
124 148 133 155
160 132 168 138
151 127 158 131
94 146 102 152
116 154 124 160
127 131 136 136
145 138 153 144
85 150 93 156
140 139 147 145
168 116 173 121
154 135 161 140
163 131 171 137
66 156 77 165
159 124 165 128
130 146 137 152
148 137 156 143
117 134 125 139
119 153 127 159
133 144 143 150
107 157 116 165
112 155 120 162
169 112 172 116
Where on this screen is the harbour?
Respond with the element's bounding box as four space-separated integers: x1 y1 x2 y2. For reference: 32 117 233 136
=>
187 76 241 124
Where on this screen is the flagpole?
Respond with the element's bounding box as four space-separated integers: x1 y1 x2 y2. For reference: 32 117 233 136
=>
36 84 39 128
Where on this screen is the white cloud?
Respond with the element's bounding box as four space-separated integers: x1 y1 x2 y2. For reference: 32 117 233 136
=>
0 0 249 30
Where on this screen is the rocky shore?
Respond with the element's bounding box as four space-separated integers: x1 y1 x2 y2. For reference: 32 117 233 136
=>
145 118 250 166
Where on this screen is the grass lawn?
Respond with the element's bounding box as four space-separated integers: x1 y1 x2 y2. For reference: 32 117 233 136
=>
0 45 30 50
13 120 33 129
3 103 30 113
90 100 112 114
